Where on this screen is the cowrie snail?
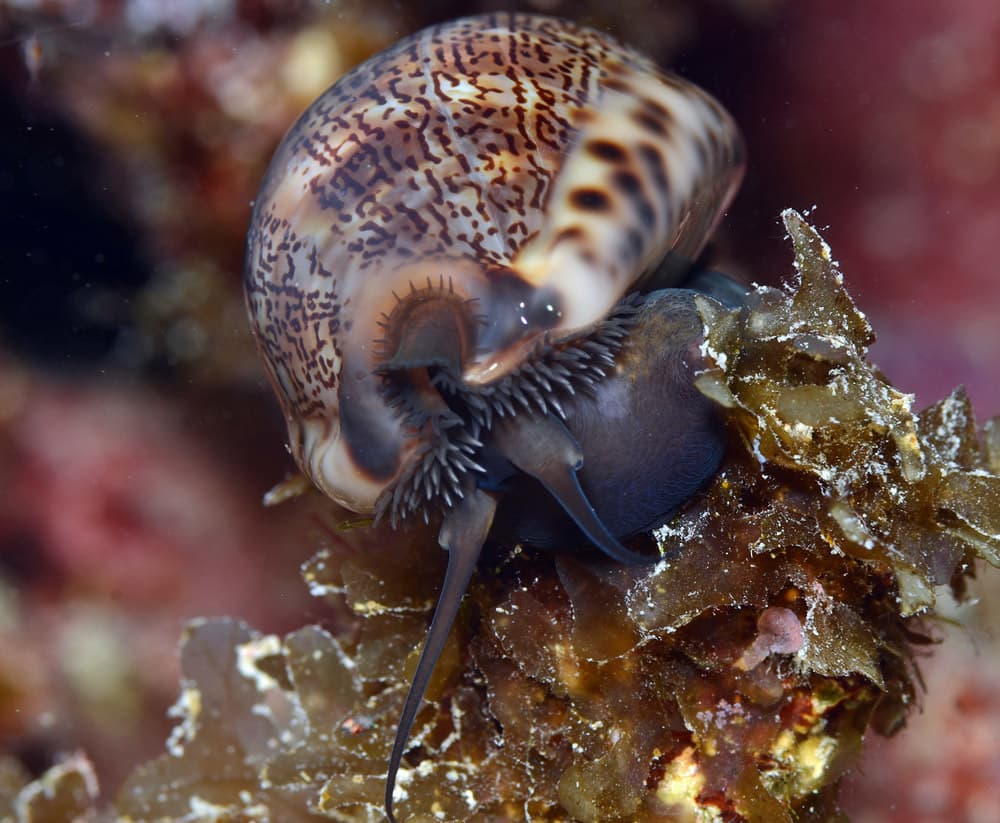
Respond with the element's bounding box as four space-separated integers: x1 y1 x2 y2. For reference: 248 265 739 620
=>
244 13 745 820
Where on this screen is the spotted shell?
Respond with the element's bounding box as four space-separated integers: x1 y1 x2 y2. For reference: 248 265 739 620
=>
244 12 744 517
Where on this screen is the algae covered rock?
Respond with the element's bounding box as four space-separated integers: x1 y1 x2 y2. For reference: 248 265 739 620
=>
9 213 996 822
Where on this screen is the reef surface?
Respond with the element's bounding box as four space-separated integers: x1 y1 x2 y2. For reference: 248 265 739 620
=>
6 212 996 822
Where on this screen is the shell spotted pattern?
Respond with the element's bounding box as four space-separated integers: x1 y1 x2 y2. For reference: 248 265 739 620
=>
244 13 744 518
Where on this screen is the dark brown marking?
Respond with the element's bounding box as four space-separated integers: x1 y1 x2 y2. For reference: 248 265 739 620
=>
570 188 612 211
638 143 670 193
633 109 667 136
613 169 642 195
586 139 627 163
613 170 657 229
603 77 632 94
641 96 672 121
555 226 585 244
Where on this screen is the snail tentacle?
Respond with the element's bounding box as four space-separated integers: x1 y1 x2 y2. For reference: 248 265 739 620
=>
385 486 497 823
490 414 652 565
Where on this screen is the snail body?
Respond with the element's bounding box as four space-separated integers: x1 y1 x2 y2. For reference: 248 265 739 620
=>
244 13 744 821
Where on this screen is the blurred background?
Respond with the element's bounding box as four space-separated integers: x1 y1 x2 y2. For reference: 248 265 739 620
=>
0 0 997 819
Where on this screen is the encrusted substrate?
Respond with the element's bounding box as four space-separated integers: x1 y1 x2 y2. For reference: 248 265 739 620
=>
0 753 100 823
14 212 996 822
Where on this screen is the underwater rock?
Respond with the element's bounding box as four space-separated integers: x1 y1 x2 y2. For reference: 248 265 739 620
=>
6 212 996 821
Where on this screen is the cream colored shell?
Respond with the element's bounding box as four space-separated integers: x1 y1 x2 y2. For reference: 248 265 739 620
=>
244 13 744 515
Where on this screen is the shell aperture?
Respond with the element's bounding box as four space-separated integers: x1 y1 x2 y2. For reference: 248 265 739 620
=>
243 12 745 821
